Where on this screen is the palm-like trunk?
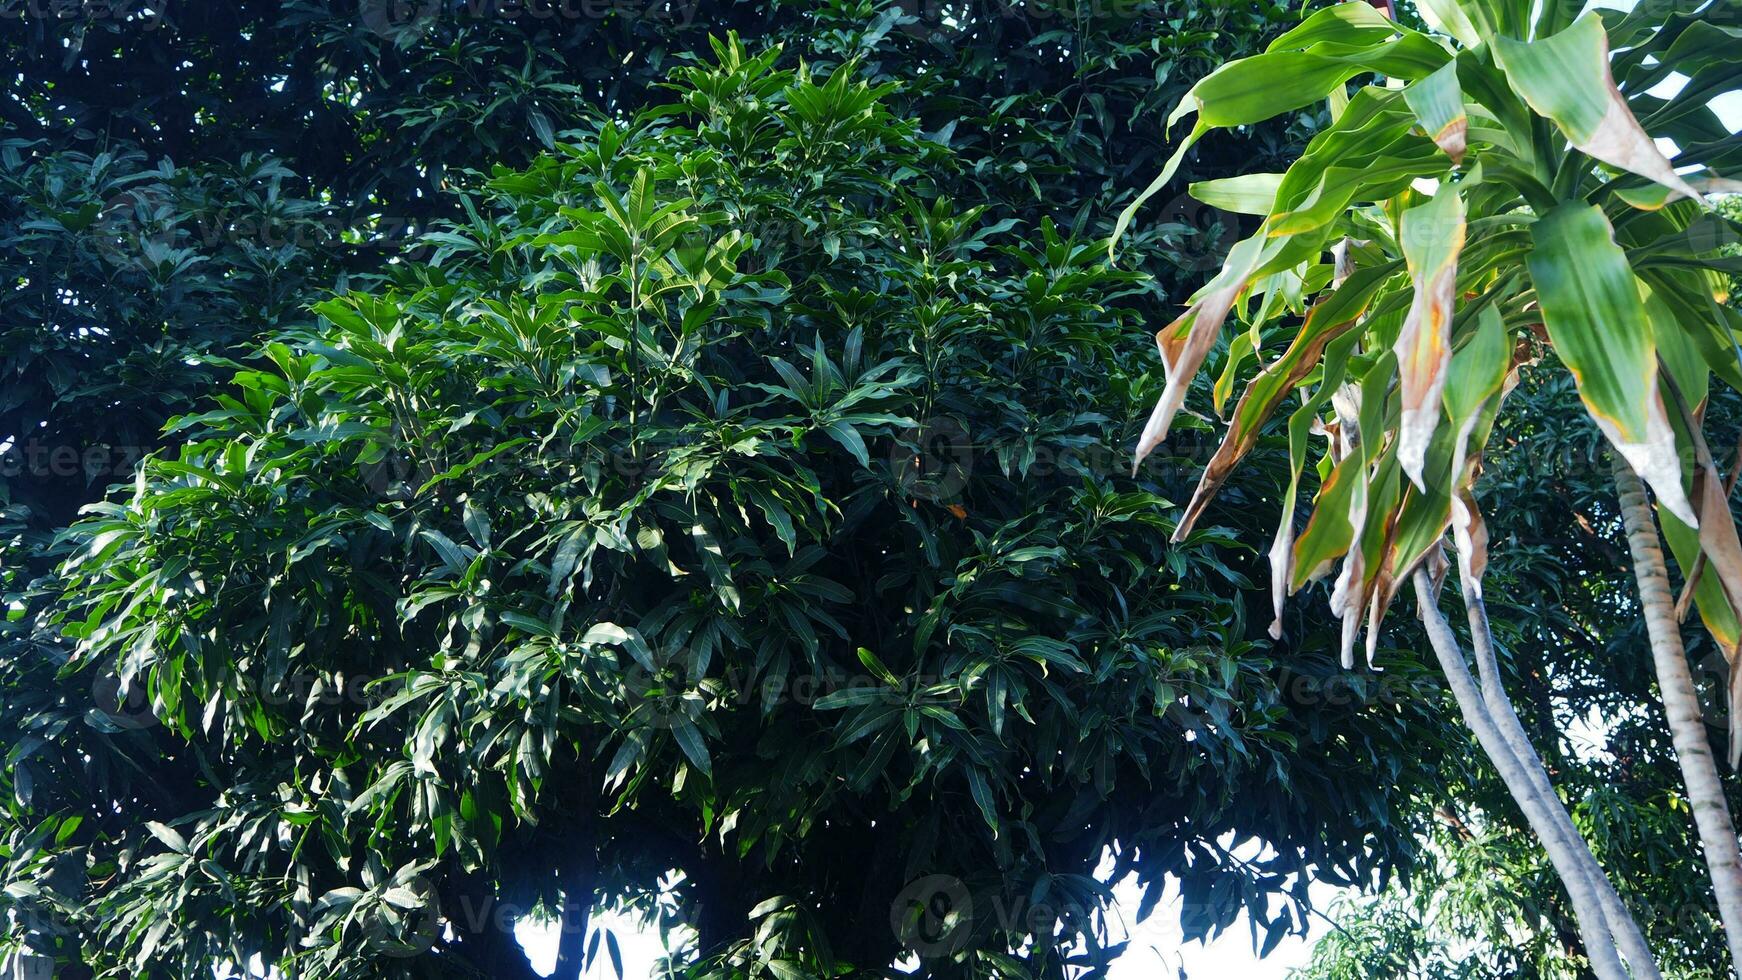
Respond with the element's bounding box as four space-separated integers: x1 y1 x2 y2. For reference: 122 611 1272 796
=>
1615 458 1742 976
1412 569 1653 979
1461 579 1661 975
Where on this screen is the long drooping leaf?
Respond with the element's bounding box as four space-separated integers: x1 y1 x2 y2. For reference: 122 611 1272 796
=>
1495 12 1703 203
1691 463 1742 634
1270 333 1362 638
1293 451 1364 593
1394 189 1467 489
1660 499 1742 765
1175 262 1397 539
1112 3 1448 256
1192 16 1446 131
1446 307 1511 595
1133 234 1269 469
1327 354 1400 668
1330 450 1373 670
1528 202 1697 524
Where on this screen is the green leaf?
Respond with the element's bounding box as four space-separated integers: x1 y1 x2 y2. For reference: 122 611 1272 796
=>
1403 60 1468 164
1528 202 1696 524
1495 13 1702 201
671 717 713 779
583 623 656 672
146 821 189 854
1189 173 1284 215
822 419 870 468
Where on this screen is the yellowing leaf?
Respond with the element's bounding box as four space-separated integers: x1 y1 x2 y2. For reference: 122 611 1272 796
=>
1404 61 1469 165
1293 452 1362 592
1660 492 1742 764
1329 459 1372 669
1394 190 1466 490
1175 263 1395 540
1692 463 1742 628
1133 234 1268 469
1451 487 1491 596
1444 306 1510 595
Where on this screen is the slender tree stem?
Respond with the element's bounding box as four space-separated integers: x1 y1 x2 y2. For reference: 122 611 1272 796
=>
1462 578 1662 978
553 852 595 980
1413 570 1636 979
1615 458 1742 977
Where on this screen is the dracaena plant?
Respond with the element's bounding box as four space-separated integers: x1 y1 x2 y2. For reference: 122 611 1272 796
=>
1115 0 1742 975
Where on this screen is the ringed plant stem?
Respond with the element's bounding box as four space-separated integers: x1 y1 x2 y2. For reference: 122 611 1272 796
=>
1461 579 1662 978
1412 570 1636 979
1615 457 1742 976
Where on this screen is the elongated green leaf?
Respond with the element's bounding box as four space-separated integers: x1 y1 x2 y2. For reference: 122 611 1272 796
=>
1111 116 1208 257
1189 173 1285 216
1495 13 1702 202
1270 332 1362 638
1528 202 1696 524
671 717 712 778
1267 1 1413 51
1193 36 1450 132
1294 451 1362 592
1267 142 1451 239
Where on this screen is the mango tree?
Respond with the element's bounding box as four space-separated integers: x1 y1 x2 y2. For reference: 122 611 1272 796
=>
1115 0 1742 975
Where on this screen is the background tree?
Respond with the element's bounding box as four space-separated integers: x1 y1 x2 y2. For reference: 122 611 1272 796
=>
11 0 1742 976
3 18 1466 979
